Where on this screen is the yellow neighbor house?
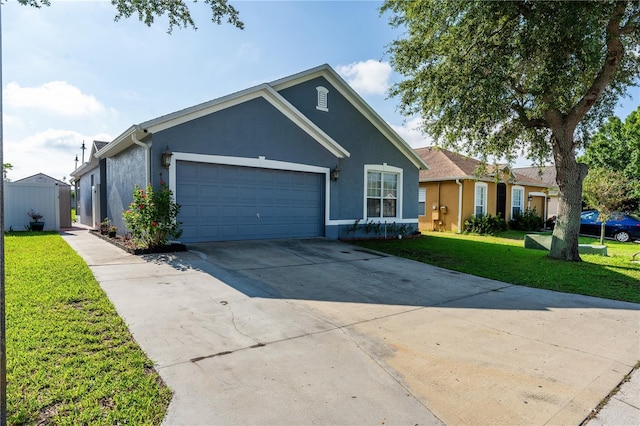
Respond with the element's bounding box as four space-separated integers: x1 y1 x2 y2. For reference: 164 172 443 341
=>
415 147 556 233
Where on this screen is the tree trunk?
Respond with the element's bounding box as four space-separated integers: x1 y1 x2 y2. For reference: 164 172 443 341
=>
549 129 588 261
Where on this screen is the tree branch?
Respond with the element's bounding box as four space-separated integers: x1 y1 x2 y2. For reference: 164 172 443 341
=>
568 2 628 129
510 102 548 129
620 9 640 34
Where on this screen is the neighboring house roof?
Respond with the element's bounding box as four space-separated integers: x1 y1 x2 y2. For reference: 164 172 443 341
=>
512 166 558 188
415 146 551 188
94 64 428 170
14 173 70 186
71 140 109 178
416 146 484 180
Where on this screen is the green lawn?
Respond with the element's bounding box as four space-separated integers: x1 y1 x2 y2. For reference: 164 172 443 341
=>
354 231 640 304
6 232 171 424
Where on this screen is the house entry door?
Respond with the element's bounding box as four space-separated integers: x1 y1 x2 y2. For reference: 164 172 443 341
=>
496 183 506 219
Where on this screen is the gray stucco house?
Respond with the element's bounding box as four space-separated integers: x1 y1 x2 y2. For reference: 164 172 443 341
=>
71 140 108 227
71 64 428 242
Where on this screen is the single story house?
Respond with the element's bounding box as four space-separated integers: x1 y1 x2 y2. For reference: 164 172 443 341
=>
415 147 554 233
71 64 428 242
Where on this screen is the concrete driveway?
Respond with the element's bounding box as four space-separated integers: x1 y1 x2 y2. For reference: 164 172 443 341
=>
63 232 640 425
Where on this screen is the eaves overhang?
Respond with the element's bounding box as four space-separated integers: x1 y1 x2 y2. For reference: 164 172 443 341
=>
94 83 351 160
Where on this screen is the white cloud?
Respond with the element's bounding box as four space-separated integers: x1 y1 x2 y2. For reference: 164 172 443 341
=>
5 129 112 182
5 81 105 116
336 60 392 96
390 116 434 148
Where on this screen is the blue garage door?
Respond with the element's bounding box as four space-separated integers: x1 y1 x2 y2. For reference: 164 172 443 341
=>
176 161 324 242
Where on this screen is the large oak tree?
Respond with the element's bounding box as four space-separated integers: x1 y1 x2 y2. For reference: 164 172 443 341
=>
382 0 640 261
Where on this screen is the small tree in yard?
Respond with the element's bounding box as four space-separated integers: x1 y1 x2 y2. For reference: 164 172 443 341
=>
581 106 640 203
123 181 182 249
582 168 636 244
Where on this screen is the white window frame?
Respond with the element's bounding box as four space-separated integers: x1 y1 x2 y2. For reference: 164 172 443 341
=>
511 185 525 218
474 182 488 217
418 186 426 216
316 86 329 112
363 164 403 220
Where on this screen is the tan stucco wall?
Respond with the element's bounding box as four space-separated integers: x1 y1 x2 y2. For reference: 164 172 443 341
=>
418 179 552 233
419 181 464 232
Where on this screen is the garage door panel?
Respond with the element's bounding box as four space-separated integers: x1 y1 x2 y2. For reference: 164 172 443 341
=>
176 161 324 242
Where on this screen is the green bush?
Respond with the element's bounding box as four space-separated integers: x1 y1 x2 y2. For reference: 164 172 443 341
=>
464 213 507 235
123 181 182 248
509 207 544 231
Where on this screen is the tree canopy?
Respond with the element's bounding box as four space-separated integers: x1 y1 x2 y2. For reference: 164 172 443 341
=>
16 0 244 33
382 0 640 260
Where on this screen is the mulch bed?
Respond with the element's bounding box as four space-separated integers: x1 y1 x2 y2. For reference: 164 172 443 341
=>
89 230 187 255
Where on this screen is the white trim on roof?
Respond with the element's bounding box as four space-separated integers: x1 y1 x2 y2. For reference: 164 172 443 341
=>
96 81 350 160
271 64 428 170
94 64 431 170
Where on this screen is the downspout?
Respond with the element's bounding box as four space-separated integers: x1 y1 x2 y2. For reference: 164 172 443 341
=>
131 130 151 184
456 179 463 233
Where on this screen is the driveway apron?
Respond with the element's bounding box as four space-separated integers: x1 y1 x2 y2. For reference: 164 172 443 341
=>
61 231 640 425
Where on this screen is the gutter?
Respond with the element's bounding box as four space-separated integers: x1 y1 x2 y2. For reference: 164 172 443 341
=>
131 128 151 184
456 179 463 233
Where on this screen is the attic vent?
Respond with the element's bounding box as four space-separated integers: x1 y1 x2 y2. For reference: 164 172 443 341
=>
316 86 329 112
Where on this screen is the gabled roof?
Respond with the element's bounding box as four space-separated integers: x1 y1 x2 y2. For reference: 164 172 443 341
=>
14 173 70 186
270 64 428 170
416 147 486 180
95 64 428 170
415 146 551 188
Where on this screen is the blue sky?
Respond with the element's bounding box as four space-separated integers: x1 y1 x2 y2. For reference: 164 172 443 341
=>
2 0 638 182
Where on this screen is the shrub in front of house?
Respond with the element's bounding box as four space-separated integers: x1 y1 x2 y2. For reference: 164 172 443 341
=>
464 213 507 235
123 181 182 248
509 207 544 232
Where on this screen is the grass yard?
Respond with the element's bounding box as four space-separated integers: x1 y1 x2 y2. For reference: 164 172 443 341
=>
354 231 640 304
6 232 171 424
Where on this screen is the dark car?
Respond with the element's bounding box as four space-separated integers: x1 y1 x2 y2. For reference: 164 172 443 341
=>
580 210 640 242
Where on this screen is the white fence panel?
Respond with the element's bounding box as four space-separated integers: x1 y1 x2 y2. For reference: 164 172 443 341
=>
4 182 60 231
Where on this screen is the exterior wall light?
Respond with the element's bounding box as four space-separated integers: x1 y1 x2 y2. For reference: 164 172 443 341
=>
161 146 173 169
527 194 533 201
330 166 340 182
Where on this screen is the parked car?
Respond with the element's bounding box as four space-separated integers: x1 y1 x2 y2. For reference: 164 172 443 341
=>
580 210 640 242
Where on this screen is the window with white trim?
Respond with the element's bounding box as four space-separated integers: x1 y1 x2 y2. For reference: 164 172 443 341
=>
316 86 328 112
365 165 402 219
418 187 426 216
474 182 487 216
511 186 524 217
